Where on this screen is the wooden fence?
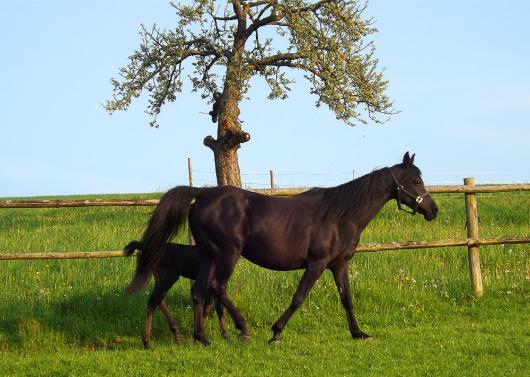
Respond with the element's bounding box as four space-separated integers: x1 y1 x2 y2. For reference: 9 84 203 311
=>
1 179 529 296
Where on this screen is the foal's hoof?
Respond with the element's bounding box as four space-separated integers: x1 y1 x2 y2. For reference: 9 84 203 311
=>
268 334 281 345
238 333 251 342
174 333 185 344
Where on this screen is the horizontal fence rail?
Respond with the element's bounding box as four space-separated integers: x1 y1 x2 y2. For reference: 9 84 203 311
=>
0 198 160 208
1 179 529 295
0 237 528 261
1 184 530 208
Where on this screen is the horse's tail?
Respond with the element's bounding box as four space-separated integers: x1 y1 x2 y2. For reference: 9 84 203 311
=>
125 186 201 295
123 240 143 257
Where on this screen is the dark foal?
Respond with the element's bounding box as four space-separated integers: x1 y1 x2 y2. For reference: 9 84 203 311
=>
124 241 227 348
126 153 439 345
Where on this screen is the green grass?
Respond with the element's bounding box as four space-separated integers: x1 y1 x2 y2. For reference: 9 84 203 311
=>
0 192 528 376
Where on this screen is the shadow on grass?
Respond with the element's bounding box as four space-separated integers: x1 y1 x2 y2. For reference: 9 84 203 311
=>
0 286 197 351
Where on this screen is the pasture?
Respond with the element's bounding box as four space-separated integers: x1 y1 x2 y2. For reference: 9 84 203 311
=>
0 191 528 376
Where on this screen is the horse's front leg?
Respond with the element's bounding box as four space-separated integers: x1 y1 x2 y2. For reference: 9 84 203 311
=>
330 263 372 339
269 262 326 344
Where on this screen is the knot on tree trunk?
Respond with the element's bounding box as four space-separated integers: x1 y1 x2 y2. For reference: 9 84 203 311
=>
204 119 251 152
203 135 218 150
203 130 251 151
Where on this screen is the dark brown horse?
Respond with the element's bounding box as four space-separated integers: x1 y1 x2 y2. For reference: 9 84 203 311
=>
126 152 438 344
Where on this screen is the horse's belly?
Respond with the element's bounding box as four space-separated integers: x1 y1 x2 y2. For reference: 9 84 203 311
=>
241 241 307 271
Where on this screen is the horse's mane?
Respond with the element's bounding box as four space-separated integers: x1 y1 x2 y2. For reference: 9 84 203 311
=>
307 167 390 221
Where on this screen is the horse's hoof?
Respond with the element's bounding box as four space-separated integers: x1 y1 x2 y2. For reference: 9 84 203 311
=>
174 334 185 343
352 331 372 340
238 333 251 342
194 337 210 346
143 341 150 349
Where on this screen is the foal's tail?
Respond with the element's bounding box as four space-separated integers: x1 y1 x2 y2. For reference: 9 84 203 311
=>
125 186 201 295
123 241 142 256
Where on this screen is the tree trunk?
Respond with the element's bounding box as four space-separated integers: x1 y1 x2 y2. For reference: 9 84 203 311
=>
203 81 248 187
203 42 250 187
214 146 242 186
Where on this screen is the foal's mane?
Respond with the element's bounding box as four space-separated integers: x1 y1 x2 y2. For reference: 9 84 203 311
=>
303 167 391 221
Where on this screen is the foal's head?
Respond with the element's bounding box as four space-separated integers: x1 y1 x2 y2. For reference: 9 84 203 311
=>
390 152 439 221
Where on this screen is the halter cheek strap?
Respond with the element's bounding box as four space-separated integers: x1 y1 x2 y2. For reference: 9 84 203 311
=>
388 168 429 215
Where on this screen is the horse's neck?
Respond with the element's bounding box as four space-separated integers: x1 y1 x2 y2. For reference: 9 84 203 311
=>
345 174 393 231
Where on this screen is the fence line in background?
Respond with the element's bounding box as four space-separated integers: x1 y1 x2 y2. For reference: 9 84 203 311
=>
1 159 529 296
1 184 529 209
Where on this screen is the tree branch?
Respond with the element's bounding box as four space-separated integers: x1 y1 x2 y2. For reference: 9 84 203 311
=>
244 0 271 8
296 0 335 14
248 52 307 70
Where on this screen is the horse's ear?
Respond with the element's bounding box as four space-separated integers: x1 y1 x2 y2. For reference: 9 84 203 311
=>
402 152 415 167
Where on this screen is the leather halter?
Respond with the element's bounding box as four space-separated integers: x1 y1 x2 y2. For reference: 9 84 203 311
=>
388 168 429 215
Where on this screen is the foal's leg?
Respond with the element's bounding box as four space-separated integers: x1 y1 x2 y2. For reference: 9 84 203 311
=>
159 299 185 343
214 297 229 339
143 309 154 349
191 258 214 345
202 289 215 318
143 275 179 348
202 288 228 338
330 263 371 339
201 289 227 338
270 262 326 344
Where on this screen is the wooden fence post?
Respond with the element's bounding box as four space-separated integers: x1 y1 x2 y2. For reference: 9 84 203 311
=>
270 170 275 190
187 157 193 187
188 157 195 246
464 177 483 296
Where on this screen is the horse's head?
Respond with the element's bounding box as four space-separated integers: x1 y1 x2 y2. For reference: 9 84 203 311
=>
389 152 439 221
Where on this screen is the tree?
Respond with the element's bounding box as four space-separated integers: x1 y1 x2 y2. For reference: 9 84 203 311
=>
105 0 394 187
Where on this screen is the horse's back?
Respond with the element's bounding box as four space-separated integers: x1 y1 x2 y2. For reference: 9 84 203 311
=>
191 185 331 270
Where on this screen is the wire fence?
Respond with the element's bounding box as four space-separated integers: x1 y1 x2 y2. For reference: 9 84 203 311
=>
192 168 356 188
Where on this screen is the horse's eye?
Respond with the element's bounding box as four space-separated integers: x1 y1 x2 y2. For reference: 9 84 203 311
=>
414 179 422 185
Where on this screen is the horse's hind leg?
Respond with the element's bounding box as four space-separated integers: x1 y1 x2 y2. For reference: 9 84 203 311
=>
330 263 371 339
270 262 326 344
213 253 249 341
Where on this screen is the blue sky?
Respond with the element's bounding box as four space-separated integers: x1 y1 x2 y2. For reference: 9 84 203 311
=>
1 1 529 197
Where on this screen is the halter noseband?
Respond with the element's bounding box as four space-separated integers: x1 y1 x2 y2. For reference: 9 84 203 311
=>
388 168 429 215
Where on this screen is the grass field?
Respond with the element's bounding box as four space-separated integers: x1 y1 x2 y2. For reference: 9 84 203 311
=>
0 191 528 376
